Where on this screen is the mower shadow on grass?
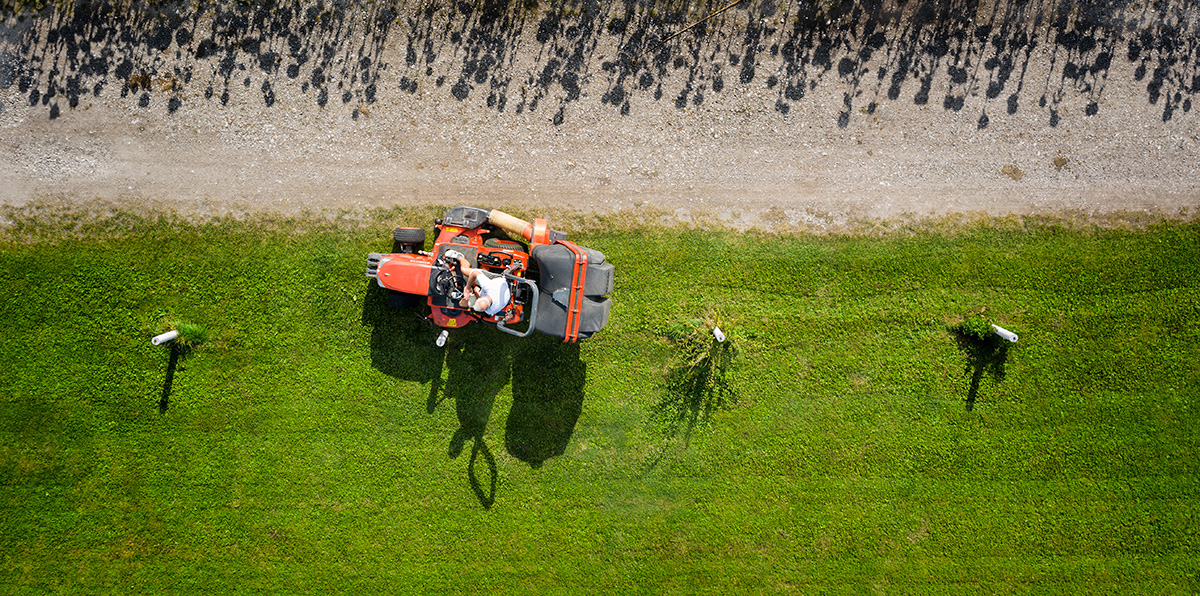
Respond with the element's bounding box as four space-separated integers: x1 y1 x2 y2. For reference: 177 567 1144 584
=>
442 328 516 510
506 335 585 469
362 282 587 508
952 330 1010 411
361 282 446 404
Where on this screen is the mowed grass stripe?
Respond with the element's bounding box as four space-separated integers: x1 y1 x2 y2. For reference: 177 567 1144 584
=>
1 215 1197 593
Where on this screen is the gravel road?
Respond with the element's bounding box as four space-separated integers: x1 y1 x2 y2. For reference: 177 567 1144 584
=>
2 0 1197 230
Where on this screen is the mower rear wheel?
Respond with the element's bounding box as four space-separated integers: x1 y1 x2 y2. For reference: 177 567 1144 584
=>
393 227 426 245
484 238 524 251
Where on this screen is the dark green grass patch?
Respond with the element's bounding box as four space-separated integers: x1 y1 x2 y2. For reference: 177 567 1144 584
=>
1 214 1198 593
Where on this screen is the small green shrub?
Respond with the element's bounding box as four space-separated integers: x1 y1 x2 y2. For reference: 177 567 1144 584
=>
958 315 993 340
170 320 211 352
655 312 740 441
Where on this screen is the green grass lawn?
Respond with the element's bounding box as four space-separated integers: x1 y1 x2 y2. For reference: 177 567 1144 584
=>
1 209 1197 593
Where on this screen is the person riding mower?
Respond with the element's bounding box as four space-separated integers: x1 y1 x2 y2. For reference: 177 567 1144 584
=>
366 206 614 343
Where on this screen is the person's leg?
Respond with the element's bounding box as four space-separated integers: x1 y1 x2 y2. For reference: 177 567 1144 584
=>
460 269 496 310
474 274 510 317
467 271 496 313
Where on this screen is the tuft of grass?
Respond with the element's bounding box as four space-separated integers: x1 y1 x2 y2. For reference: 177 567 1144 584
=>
169 320 210 351
957 313 994 339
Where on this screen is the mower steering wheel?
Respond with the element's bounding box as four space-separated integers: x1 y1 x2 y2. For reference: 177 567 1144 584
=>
435 258 467 302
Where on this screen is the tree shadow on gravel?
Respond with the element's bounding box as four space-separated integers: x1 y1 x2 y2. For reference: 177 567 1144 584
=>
2 0 397 117
3 0 1196 126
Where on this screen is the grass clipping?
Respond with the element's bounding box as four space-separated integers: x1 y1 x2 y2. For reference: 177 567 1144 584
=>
655 314 740 443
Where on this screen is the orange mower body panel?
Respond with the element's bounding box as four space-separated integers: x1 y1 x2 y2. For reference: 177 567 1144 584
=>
375 253 433 295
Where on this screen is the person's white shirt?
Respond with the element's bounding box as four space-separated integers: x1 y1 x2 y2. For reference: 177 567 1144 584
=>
474 273 510 315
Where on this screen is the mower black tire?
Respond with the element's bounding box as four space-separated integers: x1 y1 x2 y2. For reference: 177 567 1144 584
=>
484 238 525 251
393 227 426 245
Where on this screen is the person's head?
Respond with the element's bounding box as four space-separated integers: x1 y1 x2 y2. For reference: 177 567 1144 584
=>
472 296 492 313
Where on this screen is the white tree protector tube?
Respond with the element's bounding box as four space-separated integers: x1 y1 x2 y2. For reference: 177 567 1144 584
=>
991 324 1019 343
151 330 179 346
712 326 726 343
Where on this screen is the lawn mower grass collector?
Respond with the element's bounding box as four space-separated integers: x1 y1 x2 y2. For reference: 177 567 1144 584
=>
367 206 614 342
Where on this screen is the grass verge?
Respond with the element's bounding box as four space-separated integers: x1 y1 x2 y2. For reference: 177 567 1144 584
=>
1 211 1197 593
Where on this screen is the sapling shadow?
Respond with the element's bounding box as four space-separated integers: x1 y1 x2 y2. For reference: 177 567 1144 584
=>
648 315 739 469
159 343 181 414
952 318 1011 411
157 321 209 413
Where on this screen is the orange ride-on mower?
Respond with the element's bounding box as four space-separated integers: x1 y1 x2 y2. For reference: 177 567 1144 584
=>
366 206 614 343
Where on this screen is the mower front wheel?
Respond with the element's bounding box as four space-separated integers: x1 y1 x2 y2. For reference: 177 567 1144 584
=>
393 227 426 253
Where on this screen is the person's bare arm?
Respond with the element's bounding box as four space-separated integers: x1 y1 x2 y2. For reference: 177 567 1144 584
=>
457 269 483 308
